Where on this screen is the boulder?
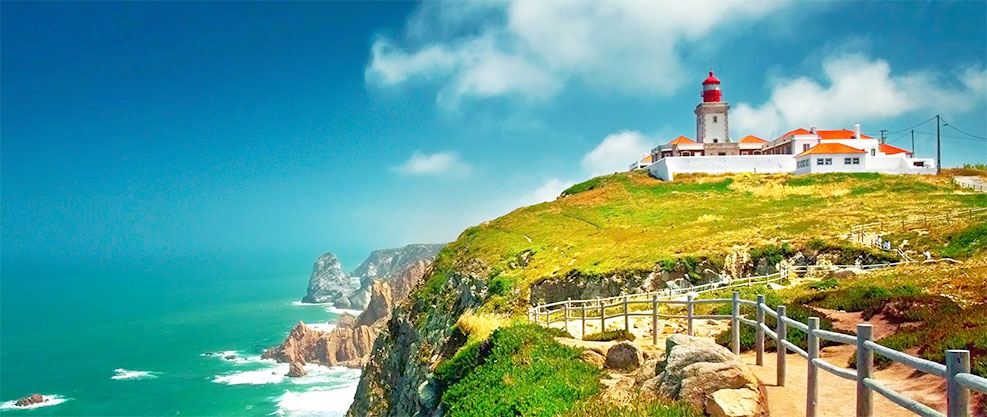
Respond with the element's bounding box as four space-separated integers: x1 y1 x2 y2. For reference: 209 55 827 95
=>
287 361 307 377
580 350 606 369
831 268 864 279
605 341 644 371
15 394 46 407
652 335 766 416
706 388 762 417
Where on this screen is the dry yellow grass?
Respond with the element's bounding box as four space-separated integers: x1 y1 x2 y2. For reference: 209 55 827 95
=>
456 310 510 342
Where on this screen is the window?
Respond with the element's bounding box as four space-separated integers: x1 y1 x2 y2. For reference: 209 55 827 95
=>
803 144 811 151
680 151 691 156
817 158 824 165
713 116 718 123
913 161 925 167
871 149 876 156
844 157 851 164
713 139 719 143
824 158 832 165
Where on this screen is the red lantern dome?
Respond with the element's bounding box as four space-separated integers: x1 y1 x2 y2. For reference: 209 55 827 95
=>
702 70 722 102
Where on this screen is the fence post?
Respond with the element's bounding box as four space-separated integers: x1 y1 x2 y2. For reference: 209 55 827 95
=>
564 299 570 334
652 293 659 345
544 308 549 327
946 350 970 417
731 291 740 355
599 300 605 332
776 305 787 387
755 294 765 366
623 295 630 332
806 317 820 417
856 324 873 417
581 303 586 339
686 294 694 336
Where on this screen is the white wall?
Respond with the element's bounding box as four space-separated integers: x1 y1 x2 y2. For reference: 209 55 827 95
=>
648 155 795 181
801 154 868 174
866 155 936 175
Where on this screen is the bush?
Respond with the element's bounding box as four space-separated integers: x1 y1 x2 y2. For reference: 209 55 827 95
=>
438 324 600 417
808 278 839 290
583 329 635 342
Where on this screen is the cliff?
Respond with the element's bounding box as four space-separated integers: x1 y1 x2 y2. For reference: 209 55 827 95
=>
344 244 444 309
267 257 434 370
346 172 986 417
300 244 444 309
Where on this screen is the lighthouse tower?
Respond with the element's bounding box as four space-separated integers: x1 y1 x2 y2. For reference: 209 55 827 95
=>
695 71 730 143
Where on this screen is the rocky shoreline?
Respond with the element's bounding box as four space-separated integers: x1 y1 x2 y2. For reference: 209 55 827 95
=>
265 246 439 377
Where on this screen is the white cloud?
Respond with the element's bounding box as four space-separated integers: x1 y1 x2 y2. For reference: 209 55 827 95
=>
516 178 576 206
732 54 987 137
366 0 789 105
391 151 471 176
581 130 652 177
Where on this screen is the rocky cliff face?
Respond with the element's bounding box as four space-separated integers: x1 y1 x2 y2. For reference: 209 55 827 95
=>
268 257 436 372
301 253 352 304
344 244 444 309
300 244 444 308
347 257 489 417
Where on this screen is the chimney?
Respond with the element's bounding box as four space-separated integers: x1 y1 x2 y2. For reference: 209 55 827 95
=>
810 124 817 134
854 124 861 139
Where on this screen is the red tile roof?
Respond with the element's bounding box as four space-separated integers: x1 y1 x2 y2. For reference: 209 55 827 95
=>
738 135 768 144
780 128 811 138
668 136 696 144
640 154 655 163
880 143 910 155
796 143 867 157
818 129 872 139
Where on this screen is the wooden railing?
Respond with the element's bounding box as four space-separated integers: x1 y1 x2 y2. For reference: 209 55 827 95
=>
529 276 984 416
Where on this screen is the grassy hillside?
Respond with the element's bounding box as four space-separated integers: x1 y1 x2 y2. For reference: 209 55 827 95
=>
352 171 987 417
424 171 984 313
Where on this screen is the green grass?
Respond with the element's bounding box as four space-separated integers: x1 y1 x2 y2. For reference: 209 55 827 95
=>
941 222 987 258
776 259 987 376
582 329 635 342
438 324 601 417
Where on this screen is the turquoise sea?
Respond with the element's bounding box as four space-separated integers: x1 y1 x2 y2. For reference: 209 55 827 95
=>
0 267 360 416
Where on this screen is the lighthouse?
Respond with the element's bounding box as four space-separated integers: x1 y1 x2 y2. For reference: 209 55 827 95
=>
695 71 730 143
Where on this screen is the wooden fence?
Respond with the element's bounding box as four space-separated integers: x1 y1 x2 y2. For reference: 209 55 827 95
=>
530 289 985 417
954 178 987 193
850 207 987 243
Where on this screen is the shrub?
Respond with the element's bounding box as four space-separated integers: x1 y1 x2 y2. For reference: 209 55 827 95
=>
583 329 635 342
808 278 839 290
456 311 510 343
439 324 600 417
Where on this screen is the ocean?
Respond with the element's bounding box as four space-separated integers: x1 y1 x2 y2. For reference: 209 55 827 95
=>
0 267 361 416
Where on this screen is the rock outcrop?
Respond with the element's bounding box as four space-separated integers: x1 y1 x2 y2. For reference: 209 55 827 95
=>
301 253 352 305
343 244 443 309
270 256 434 369
300 244 443 309
287 361 307 377
15 394 46 407
647 334 767 417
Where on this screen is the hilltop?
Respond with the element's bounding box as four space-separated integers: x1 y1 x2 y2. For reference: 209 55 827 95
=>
347 171 987 417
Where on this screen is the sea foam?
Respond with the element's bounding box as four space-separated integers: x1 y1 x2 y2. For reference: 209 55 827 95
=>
212 361 358 386
274 377 361 417
0 395 69 410
111 368 159 380
326 306 362 316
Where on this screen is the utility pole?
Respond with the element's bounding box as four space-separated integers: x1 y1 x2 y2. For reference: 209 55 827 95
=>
936 115 941 175
910 130 915 155
879 129 888 144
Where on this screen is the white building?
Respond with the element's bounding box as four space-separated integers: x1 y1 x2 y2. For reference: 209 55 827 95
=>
637 71 936 181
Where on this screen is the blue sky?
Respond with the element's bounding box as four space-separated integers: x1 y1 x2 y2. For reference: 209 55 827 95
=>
2 1 986 277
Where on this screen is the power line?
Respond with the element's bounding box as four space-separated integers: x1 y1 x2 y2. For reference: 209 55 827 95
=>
888 116 938 135
939 117 987 140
